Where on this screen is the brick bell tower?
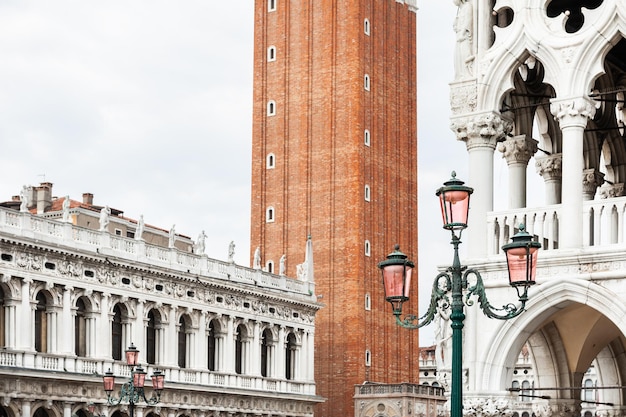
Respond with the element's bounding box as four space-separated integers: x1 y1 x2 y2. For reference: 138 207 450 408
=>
250 1 419 416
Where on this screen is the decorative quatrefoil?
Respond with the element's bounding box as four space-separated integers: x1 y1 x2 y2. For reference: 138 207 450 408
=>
546 0 603 33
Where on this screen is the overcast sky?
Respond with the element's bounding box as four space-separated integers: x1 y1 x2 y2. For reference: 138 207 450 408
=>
0 1 487 344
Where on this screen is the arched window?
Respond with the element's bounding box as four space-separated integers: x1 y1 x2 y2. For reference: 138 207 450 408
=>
365 184 371 201
111 304 123 360
207 320 218 371
267 100 276 116
178 316 188 368
267 153 276 169
364 74 370 91
34 292 48 353
285 332 297 380
583 378 595 402
75 298 87 357
266 206 275 222
364 18 370 35
521 380 530 397
364 240 371 256
267 261 274 274
364 129 371 146
261 328 273 377
235 324 247 374
267 46 277 62
146 310 162 365
33 408 50 417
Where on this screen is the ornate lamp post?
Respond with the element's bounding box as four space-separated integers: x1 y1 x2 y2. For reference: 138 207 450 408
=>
379 172 541 417
102 344 165 417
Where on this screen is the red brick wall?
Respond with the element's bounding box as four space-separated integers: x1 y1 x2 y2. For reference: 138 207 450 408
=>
251 1 419 416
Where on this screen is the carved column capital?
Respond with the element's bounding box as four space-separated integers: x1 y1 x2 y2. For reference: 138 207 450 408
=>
451 112 512 150
497 135 538 166
536 154 563 181
582 168 605 200
599 183 625 199
550 97 596 128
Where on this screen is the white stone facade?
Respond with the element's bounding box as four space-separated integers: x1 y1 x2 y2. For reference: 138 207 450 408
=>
441 0 626 416
0 206 322 417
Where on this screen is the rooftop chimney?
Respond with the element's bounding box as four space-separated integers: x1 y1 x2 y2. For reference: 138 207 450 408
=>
83 193 94 205
35 182 53 214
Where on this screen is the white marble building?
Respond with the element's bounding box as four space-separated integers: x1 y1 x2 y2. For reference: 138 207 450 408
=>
437 0 626 416
0 186 322 417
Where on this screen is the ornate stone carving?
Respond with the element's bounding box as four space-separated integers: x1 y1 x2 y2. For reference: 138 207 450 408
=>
550 97 596 127
463 398 512 417
497 135 538 165
582 168 605 200
535 154 562 180
451 113 512 149
450 82 478 115
599 183 625 198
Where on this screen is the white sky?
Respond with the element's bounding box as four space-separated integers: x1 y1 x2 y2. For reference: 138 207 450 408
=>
0 1 500 344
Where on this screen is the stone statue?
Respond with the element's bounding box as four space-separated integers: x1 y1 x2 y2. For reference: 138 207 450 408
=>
253 247 261 269
19 185 29 212
228 241 235 263
434 299 452 373
168 224 176 248
453 0 474 79
99 206 111 231
279 254 286 275
62 196 70 222
135 215 145 241
195 230 207 254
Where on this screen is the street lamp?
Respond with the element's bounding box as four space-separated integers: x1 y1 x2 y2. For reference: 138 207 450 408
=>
102 344 165 417
379 172 541 417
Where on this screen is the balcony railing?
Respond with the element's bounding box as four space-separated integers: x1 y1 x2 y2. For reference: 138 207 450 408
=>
487 196 626 256
0 350 316 396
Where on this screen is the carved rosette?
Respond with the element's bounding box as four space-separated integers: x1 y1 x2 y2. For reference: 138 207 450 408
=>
497 135 538 166
463 397 513 417
550 97 596 128
582 168 605 200
451 113 513 150
535 154 562 181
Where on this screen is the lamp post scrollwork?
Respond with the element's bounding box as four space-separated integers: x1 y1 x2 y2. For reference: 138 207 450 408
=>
379 172 541 417
101 344 165 417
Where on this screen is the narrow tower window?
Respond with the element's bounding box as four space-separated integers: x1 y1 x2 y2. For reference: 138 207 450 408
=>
266 261 274 274
364 184 371 202
364 74 370 91
364 240 371 256
267 46 277 62
364 129 371 146
267 100 276 116
267 153 276 169
365 349 371 366
365 293 371 311
364 19 370 35
266 206 275 222
268 0 276 12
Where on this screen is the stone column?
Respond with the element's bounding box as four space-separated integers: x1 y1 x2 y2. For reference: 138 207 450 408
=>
224 316 235 373
451 112 512 257
251 321 261 376
21 400 31 417
21 278 32 352
276 326 286 379
98 293 110 359
582 168 604 200
497 134 538 209
536 154 562 205
60 287 73 356
551 97 596 249
133 299 144 349
197 311 207 369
